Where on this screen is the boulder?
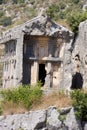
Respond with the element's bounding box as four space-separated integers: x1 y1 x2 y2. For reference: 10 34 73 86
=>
47 106 61 130
64 108 81 130
0 110 47 130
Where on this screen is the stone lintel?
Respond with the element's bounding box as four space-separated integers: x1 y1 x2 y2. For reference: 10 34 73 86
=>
26 57 62 62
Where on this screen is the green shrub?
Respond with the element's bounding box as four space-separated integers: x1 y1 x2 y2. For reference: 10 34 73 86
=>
46 4 59 19
12 0 18 4
0 0 3 4
59 2 66 10
0 105 3 115
29 0 35 5
67 12 80 34
0 11 4 17
24 7 37 19
0 0 6 4
67 11 87 34
0 82 42 110
0 17 12 27
71 90 87 121
58 114 67 122
71 0 80 4
58 11 66 19
12 0 25 4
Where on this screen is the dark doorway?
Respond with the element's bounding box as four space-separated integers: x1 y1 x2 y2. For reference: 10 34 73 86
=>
39 64 46 86
71 72 83 89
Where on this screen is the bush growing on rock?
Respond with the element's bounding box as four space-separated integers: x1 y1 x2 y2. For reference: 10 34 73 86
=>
71 89 87 122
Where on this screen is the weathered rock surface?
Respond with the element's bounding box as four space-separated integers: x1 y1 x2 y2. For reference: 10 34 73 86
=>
0 110 47 130
0 106 86 130
71 20 87 88
62 19 87 90
47 106 61 129
64 108 81 130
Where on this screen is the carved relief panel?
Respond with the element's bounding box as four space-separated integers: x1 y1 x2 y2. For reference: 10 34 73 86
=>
5 40 16 57
37 37 48 59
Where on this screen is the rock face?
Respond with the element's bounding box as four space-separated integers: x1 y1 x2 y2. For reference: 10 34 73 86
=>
0 106 85 130
63 19 87 90
71 20 87 89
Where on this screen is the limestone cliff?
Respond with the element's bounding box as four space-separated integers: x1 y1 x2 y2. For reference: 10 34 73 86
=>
71 20 87 89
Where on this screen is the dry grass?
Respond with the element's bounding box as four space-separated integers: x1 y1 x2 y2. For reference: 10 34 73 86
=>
31 92 72 111
83 88 87 93
1 91 72 115
2 101 27 115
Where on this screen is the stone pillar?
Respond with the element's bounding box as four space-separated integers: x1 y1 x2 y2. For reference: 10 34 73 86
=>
62 40 73 90
31 61 38 86
15 31 24 86
45 62 53 88
52 64 61 89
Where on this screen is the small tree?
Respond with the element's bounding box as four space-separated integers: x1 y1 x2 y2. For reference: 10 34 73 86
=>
46 4 59 19
67 11 87 34
72 0 80 4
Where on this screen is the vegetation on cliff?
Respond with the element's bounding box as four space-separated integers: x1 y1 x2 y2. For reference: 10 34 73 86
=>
0 0 87 34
